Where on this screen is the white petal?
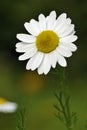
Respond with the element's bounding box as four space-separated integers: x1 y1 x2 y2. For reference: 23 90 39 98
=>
53 13 67 30
60 35 78 43
56 51 67 67
24 22 37 36
38 14 46 31
26 52 44 70
57 13 67 21
59 24 75 37
30 19 40 34
68 31 76 36
16 42 33 48
18 47 37 60
46 11 56 29
49 51 58 68
68 43 77 52
61 42 77 52
50 10 56 18
0 102 17 113
16 42 24 48
57 22 73 35
16 43 35 53
24 20 40 36
38 54 51 75
57 45 72 57
55 18 72 34
16 42 36 48
16 34 36 43
64 18 72 25
3 103 17 113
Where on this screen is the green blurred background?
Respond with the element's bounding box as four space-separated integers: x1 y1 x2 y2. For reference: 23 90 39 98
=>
0 0 87 130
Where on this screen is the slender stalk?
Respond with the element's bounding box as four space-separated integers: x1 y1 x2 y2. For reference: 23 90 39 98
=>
55 93 68 122
16 107 26 130
54 92 77 130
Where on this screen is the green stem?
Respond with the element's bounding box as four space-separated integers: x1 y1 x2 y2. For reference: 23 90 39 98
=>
54 92 76 130
17 107 26 130
59 96 68 122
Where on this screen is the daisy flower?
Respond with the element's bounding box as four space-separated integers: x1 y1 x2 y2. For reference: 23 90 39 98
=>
0 98 17 113
16 11 78 75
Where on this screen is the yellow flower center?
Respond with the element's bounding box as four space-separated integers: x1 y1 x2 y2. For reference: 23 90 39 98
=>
36 30 59 53
0 98 7 104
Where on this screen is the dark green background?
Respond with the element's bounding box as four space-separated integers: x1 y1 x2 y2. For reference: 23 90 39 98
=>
0 0 87 130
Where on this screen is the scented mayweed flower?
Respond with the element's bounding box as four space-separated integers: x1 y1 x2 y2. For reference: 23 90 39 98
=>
0 98 17 113
16 11 78 75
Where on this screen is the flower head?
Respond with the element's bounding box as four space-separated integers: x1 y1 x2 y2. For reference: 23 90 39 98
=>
0 98 17 113
16 11 78 75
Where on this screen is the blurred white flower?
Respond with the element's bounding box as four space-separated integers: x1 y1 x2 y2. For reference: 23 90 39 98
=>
16 11 78 75
0 98 17 113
